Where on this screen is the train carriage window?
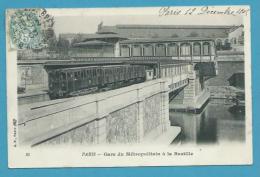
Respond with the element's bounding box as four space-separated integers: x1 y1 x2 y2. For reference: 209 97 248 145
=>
68 72 73 80
112 68 116 81
118 67 121 79
86 70 89 78
60 72 66 80
167 43 178 56
87 69 90 78
84 70 87 78
54 71 59 81
97 68 100 77
78 71 81 79
76 71 80 80
88 70 91 78
93 69 96 77
203 42 210 55
193 42 201 56
81 71 84 79
74 72 77 80
180 43 191 56
90 69 94 78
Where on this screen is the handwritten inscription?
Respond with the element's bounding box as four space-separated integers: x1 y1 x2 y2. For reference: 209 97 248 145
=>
159 6 250 17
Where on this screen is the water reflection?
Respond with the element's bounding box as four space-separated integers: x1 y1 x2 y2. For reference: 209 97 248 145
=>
170 99 245 145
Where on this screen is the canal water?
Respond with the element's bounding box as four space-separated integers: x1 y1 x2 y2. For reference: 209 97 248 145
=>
170 98 245 145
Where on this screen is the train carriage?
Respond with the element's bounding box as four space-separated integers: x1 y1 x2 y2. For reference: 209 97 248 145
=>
47 64 147 99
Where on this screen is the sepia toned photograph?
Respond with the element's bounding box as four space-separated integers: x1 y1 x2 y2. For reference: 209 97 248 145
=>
6 6 252 168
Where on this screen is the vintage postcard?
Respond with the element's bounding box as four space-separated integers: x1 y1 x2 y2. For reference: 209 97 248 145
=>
6 6 252 168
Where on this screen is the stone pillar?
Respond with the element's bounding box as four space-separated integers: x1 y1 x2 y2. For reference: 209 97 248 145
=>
165 44 168 56
153 44 156 56
178 43 181 60
210 41 215 61
200 42 203 62
137 100 144 143
141 44 144 56
161 83 170 132
191 42 193 61
95 117 107 144
161 80 169 131
129 44 132 57
183 69 196 105
95 99 107 144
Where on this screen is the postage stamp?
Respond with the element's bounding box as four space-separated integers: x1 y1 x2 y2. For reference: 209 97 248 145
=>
6 6 252 168
7 8 54 50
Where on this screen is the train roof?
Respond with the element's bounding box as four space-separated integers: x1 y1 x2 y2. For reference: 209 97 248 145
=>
52 64 137 72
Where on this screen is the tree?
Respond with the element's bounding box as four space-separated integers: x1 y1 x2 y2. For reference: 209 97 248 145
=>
56 37 70 56
71 33 85 45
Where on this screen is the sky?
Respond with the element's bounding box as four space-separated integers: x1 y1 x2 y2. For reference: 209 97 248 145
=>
48 6 245 35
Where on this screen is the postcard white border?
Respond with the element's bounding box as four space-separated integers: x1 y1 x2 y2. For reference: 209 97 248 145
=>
6 5 252 168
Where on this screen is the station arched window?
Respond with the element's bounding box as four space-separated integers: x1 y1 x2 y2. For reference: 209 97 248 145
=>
132 45 142 56
167 43 178 56
155 44 166 56
143 44 154 56
180 43 191 56
120 45 130 57
203 42 210 55
193 42 201 56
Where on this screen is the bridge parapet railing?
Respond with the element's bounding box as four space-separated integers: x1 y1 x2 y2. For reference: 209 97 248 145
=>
18 79 168 146
164 74 189 91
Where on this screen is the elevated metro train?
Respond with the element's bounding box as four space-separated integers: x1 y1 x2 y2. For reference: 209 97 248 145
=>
46 60 191 99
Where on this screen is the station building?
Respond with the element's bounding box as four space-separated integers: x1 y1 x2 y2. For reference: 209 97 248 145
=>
68 23 244 58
